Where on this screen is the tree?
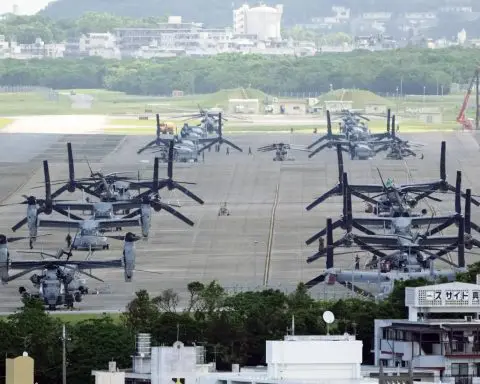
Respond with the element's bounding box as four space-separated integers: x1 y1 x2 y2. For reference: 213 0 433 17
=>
68 317 134 384
152 289 180 313
122 289 159 332
6 297 63 384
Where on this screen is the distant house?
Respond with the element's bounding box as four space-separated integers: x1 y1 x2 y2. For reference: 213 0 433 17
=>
365 104 388 115
324 100 353 112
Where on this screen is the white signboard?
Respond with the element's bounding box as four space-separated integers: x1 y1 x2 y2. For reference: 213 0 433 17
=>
444 290 469 304
425 290 442 302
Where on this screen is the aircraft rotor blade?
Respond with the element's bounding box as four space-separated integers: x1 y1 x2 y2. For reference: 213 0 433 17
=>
151 201 194 226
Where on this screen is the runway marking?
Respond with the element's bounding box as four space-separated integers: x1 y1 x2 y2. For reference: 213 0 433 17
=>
264 181 280 286
0 164 41 205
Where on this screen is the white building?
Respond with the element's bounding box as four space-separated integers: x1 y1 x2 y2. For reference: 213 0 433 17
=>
233 4 283 41
93 332 380 384
115 17 232 57
78 33 120 59
374 282 480 383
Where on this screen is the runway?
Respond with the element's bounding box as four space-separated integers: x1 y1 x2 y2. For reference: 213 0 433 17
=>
0 129 479 313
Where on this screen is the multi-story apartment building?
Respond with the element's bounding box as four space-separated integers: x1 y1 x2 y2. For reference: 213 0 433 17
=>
375 281 480 383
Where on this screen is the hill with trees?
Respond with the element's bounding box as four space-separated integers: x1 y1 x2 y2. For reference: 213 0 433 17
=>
40 0 480 27
0 48 478 95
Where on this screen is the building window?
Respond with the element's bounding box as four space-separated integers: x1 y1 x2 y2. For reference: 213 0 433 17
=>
452 363 469 376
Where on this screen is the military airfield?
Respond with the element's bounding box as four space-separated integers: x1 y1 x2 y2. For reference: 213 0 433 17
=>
0 115 479 313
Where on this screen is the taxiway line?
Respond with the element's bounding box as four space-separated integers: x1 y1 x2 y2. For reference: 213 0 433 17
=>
264 182 280 286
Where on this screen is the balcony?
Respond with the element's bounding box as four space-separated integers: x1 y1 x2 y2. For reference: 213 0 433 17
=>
444 342 480 357
412 354 445 368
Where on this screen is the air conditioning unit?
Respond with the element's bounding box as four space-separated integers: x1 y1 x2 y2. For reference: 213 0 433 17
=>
465 315 473 322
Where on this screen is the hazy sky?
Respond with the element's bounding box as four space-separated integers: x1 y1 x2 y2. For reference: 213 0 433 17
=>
0 0 56 15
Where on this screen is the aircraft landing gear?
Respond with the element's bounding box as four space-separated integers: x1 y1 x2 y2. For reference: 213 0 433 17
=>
29 239 33 249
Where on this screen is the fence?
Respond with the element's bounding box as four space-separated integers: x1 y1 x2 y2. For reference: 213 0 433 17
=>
0 85 60 101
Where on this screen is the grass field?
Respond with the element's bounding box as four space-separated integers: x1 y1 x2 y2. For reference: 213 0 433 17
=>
0 312 122 323
104 118 459 135
0 87 468 135
50 312 122 323
0 117 13 129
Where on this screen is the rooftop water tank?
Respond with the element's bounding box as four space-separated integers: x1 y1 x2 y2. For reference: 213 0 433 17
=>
136 333 151 357
245 5 283 41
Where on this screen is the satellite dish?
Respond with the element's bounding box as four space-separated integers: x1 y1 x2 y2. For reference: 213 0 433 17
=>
323 311 335 324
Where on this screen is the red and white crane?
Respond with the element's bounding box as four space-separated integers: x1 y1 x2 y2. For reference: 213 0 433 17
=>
456 68 480 130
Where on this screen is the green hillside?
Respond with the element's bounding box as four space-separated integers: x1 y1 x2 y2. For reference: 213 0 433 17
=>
40 0 478 27
316 90 394 109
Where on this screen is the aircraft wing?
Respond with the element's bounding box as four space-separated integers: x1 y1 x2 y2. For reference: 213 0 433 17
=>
54 203 94 211
289 145 311 152
354 235 398 247
349 184 385 193
354 217 392 226
410 216 456 226
418 236 460 246
97 218 141 229
38 219 81 229
10 259 122 270
336 271 391 283
128 180 154 189
111 202 142 211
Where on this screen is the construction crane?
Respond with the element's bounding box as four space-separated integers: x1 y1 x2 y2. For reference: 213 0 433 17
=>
456 68 480 130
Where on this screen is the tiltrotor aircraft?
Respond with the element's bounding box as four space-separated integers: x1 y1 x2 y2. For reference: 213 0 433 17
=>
304 216 467 300
0 232 140 309
257 143 310 161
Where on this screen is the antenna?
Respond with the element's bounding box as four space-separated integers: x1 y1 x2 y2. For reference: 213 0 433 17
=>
322 310 335 335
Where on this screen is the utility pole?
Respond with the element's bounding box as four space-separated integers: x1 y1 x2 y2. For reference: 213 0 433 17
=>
62 324 67 384
476 69 479 130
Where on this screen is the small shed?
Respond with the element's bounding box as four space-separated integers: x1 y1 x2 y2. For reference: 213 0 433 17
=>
365 104 387 115
273 99 307 115
324 100 353 113
6 354 34 384
228 99 259 114
419 112 443 124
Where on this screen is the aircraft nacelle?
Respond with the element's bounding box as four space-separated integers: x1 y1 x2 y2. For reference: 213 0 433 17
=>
27 205 38 238
0 247 9 282
123 243 136 282
141 204 152 236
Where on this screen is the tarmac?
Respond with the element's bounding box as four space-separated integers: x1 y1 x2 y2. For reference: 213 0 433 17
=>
0 128 479 313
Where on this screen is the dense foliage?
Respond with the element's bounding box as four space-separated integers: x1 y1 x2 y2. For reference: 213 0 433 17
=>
0 13 167 44
1 270 477 384
39 0 480 26
0 48 478 95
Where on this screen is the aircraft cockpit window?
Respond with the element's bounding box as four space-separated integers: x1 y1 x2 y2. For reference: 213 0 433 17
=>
81 229 97 236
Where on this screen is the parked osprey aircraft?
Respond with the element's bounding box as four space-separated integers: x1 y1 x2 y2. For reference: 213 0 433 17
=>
307 171 480 258
304 217 467 299
53 195 194 242
257 143 310 161
0 243 135 309
37 216 141 250
306 141 480 211
0 233 51 281
308 110 415 160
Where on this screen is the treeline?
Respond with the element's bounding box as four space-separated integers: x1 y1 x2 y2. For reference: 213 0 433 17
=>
0 12 167 44
0 48 479 95
39 0 480 27
0 280 417 384
1 266 478 384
